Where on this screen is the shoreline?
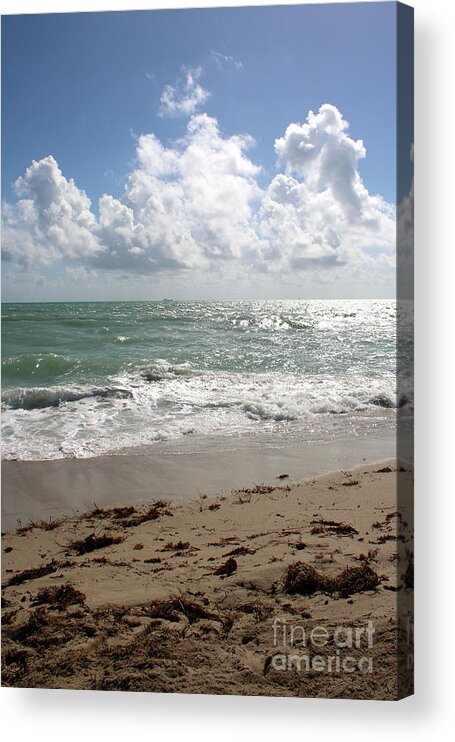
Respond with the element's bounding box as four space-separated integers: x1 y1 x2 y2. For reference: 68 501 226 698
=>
1 460 413 698
1 430 397 532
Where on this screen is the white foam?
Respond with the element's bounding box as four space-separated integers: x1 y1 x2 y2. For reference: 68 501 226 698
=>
1 365 402 461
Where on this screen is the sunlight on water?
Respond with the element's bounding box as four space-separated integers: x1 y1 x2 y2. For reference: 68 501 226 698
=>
1 300 411 460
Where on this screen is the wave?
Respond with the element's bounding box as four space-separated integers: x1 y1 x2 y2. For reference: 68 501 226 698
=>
242 402 297 422
1 353 80 383
229 314 310 332
369 393 409 409
141 361 195 382
1 363 405 461
2 385 133 411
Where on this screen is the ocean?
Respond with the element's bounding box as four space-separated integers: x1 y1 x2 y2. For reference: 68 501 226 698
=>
1 299 409 461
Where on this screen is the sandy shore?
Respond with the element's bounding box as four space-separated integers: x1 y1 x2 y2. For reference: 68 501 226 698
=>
1 460 413 699
1 432 398 531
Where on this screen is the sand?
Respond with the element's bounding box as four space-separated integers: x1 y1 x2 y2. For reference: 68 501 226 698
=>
1 459 413 699
1 431 398 531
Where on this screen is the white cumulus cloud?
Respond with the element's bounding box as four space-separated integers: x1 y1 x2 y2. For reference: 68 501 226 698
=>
159 66 210 118
2 103 397 291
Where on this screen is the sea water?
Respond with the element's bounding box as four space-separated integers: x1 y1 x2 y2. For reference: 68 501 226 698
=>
1 300 411 461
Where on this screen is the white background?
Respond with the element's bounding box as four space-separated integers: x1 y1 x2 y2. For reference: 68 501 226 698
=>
1 0 454 740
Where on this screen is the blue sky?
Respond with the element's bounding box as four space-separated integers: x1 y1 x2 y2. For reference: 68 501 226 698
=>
1 3 411 301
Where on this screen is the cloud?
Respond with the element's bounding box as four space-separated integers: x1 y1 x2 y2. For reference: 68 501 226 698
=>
210 50 243 70
275 104 370 221
159 66 210 118
260 105 394 272
2 104 396 288
2 156 103 268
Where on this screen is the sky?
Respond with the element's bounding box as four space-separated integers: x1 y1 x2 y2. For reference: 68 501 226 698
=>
1 2 412 301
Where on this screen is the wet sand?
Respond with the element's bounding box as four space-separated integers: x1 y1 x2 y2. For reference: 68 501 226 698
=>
1 432 397 531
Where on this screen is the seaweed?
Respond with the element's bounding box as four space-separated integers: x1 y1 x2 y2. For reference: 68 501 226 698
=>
213 557 237 577
284 561 380 598
235 482 292 497
284 563 322 596
69 532 124 555
310 519 358 536
32 583 86 609
161 541 190 552
122 500 173 527
376 533 406 544
15 516 65 534
147 597 219 624
85 500 173 527
111 506 137 520
329 563 380 597
237 601 273 620
5 559 75 587
223 545 255 557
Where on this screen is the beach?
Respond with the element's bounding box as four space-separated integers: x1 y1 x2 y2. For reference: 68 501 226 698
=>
1 431 399 532
1 460 413 699
1 299 413 697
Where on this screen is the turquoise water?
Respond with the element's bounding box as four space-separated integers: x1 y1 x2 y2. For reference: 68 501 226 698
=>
1 300 404 460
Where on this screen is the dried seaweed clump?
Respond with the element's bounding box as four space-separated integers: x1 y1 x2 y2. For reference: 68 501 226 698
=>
213 557 237 577
148 597 219 624
284 561 380 598
32 583 86 610
284 563 323 596
5 560 74 588
69 533 124 555
329 564 380 598
85 500 172 528
122 500 173 527
15 516 65 535
310 519 358 536
162 541 190 552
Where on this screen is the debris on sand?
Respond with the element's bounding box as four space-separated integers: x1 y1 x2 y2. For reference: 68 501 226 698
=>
284 561 380 598
328 564 380 597
16 517 65 535
122 501 173 527
86 500 173 528
284 563 323 596
310 519 358 536
5 560 75 588
69 533 124 556
148 597 220 624
237 601 273 621
223 545 255 557
161 541 191 552
235 482 292 497
213 557 237 577
32 583 86 610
